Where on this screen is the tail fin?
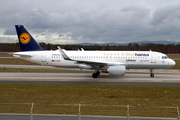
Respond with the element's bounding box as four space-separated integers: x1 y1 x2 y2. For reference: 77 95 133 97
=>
15 25 45 51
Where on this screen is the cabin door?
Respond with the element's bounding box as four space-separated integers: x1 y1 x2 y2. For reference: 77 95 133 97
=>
151 53 156 63
41 52 47 62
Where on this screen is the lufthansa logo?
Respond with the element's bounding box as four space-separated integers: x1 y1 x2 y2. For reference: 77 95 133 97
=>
19 33 30 44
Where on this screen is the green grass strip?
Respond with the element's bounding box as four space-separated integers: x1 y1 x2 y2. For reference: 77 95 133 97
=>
0 84 179 117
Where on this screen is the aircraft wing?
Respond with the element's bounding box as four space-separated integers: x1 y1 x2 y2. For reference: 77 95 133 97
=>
57 46 126 68
75 60 126 66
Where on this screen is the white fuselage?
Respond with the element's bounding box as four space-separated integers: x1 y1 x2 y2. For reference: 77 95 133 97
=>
13 50 175 69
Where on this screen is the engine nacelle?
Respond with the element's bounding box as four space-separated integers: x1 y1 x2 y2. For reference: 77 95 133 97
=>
107 66 125 76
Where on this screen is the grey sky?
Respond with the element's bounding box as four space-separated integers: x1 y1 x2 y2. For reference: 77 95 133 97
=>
0 0 180 44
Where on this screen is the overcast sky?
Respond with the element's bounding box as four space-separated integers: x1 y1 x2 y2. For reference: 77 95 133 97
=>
0 0 180 44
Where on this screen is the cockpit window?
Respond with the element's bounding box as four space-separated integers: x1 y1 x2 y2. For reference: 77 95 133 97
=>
162 56 168 59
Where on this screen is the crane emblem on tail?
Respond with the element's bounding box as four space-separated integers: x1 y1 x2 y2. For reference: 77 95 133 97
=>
19 33 30 44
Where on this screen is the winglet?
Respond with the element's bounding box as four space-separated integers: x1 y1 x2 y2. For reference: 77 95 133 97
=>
57 46 71 60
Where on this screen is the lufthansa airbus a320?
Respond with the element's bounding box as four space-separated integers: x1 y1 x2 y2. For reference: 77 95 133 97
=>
13 25 176 78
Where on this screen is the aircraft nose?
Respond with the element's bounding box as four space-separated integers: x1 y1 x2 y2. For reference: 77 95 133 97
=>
170 59 176 66
173 60 176 66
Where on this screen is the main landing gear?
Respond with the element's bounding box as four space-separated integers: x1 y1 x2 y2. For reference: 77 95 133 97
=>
150 69 154 78
92 71 100 78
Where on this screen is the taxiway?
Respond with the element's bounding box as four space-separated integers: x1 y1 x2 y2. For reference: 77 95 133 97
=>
0 64 180 86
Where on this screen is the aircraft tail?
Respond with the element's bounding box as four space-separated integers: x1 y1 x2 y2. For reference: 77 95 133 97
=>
15 25 45 51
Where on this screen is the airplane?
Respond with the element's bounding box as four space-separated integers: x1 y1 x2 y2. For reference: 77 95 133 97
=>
13 25 176 78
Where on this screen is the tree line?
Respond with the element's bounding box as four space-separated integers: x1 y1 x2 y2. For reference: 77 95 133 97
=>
0 42 180 54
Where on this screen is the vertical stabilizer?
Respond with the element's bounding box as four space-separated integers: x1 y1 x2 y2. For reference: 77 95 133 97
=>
15 25 45 51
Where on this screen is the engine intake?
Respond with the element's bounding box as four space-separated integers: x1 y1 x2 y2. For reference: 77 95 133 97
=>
107 66 125 76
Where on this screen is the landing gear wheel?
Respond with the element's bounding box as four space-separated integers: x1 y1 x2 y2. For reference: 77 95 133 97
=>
92 71 100 78
92 73 98 78
150 69 154 78
150 74 154 78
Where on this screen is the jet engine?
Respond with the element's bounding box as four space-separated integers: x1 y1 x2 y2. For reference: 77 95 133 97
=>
102 66 125 76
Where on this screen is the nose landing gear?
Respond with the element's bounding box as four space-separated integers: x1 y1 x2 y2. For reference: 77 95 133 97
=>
150 69 154 78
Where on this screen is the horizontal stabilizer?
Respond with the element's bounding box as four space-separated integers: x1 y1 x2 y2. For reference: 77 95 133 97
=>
13 53 32 58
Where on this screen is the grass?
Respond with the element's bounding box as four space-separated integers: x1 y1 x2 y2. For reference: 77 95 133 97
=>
168 54 180 59
0 58 39 65
0 53 12 57
0 85 180 117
